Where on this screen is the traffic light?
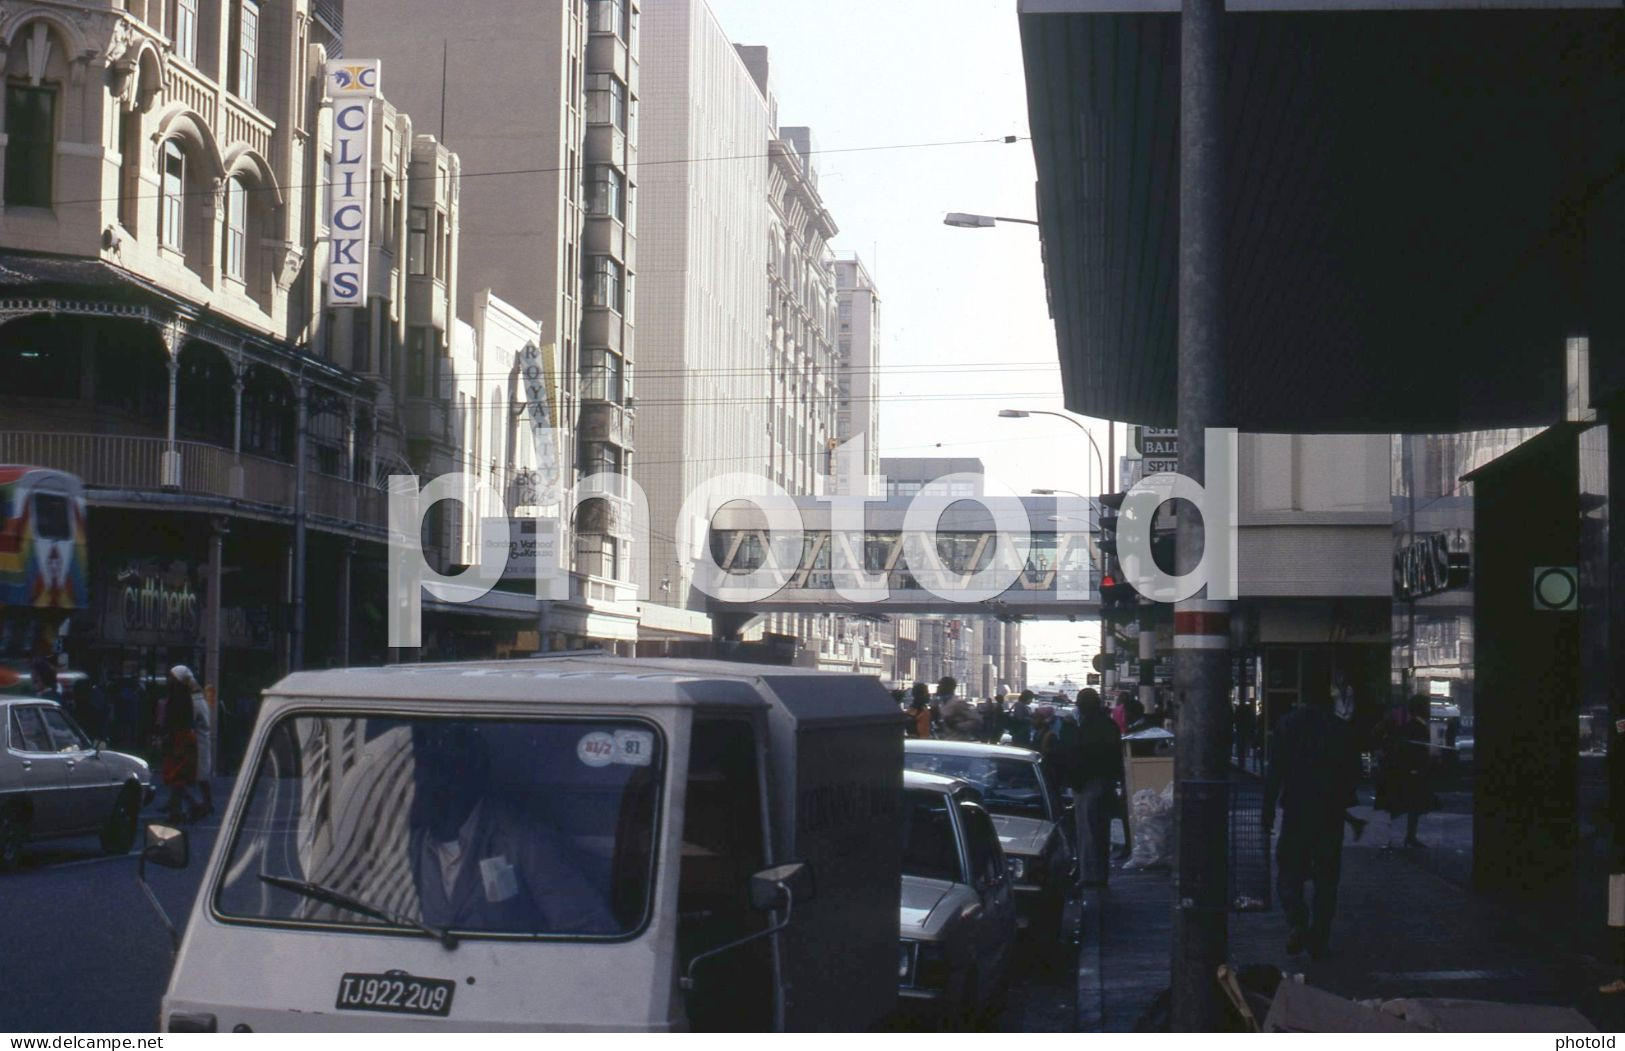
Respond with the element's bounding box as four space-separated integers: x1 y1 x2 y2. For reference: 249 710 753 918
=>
1099 560 1137 621
1095 491 1136 620
1096 491 1126 559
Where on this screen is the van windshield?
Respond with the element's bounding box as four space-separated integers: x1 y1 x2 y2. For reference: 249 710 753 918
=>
215 714 662 939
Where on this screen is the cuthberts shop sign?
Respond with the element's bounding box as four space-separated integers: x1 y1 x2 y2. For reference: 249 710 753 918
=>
1394 530 1471 601
325 60 380 307
100 560 274 649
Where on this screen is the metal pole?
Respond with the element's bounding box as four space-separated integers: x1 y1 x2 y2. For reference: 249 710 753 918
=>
1171 0 1230 1032
291 380 308 670
1140 603 1156 715
339 540 354 667
1104 418 1118 693
1107 419 1116 492
206 517 225 774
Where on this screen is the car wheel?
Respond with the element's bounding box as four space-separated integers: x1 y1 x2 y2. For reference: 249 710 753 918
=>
100 786 140 856
0 803 28 871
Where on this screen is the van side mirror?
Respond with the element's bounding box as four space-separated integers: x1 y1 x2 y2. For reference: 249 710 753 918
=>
749 861 814 912
136 824 188 954
684 861 815 995
143 823 189 870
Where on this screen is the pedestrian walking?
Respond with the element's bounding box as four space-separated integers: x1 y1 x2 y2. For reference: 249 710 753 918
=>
1007 689 1036 747
1031 705 1062 796
1374 695 1435 848
30 658 59 702
1053 691 1079 752
1263 691 1362 959
1234 701 1257 771
938 676 981 742
170 666 216 821
1600 715 1625 996
1067 688 1125 888
978 694 1002 743
155 672 202 824
907 682 933 739
1111 690 1136 859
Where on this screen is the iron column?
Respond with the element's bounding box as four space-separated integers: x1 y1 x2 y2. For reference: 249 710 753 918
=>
1171 0 1231 1031
291 379 308 670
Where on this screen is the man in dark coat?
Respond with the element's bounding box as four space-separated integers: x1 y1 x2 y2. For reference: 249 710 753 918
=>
1068 688 1125 887
1263 691 1362 958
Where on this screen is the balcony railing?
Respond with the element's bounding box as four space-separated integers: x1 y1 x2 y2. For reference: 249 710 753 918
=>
0 432 386 533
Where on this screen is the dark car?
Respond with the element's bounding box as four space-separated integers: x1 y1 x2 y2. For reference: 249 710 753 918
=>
904 739 1074 938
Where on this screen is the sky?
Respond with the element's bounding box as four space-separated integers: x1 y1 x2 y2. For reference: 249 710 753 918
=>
706 0 1109 685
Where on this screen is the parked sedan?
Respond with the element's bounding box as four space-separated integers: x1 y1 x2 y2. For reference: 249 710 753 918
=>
1 697 152 868
897 770 1018 1025
904 739 1074 936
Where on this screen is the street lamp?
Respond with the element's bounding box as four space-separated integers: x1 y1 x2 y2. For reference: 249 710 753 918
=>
943 212 1040 228
1032 487 1084 498
998 408 1106 498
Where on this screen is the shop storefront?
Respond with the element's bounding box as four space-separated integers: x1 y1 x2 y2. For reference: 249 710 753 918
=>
1391 420 1614 914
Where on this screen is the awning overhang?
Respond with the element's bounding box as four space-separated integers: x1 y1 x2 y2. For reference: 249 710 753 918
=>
1020 0 1624 432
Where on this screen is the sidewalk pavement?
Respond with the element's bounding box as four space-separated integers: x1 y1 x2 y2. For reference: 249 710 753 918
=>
1076 775 1625 1031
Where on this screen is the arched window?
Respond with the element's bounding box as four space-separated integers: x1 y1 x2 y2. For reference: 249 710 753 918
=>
3 21 72 208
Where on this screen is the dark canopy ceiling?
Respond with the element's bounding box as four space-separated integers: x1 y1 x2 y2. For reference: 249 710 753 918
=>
1020 1 1624 432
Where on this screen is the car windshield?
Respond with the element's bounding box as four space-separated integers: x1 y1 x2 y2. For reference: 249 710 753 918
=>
215 714 663 940
901 788 963 883
904 752 1051 820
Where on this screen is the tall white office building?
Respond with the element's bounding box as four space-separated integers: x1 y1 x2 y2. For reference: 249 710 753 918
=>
634 0 771 615
835 255 882 495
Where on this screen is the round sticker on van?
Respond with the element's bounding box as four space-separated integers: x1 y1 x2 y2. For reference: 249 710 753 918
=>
577 732 616 767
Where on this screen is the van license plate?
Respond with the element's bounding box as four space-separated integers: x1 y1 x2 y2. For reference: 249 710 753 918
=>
335 972 455 1017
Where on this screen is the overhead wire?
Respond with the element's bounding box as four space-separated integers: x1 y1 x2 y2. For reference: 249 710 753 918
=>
54 133 1030 209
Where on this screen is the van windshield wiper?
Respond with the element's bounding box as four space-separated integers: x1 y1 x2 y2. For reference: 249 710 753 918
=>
258 873 459 950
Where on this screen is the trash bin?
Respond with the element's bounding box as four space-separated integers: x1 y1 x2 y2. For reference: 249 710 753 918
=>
1122 727 1175 847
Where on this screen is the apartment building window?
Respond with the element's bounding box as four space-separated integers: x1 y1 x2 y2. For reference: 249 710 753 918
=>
584 442 621 477
407 326 429 397
586 165 625 222
586 256 623 313
408 207 428 275
352 301 372 373
320 151 331 226
587 0 627 39
585 73 626 131
174 0 199 63
160 140 185 249
4 85 54 207
224 176 247 280
236 1 260 106
233 0 259 106
434 212 448 280
580 347 624 403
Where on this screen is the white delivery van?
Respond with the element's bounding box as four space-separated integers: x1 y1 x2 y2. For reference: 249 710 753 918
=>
147 656 903 1032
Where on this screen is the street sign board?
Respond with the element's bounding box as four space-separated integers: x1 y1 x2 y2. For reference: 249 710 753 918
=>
1142 427 1180 475
482 518 560 581
1532 566 1578 610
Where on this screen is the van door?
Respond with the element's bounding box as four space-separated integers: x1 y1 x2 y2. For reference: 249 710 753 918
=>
677 717 773 1032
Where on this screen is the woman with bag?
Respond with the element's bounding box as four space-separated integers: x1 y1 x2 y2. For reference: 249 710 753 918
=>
158 669 202 824
1374 695 1435 848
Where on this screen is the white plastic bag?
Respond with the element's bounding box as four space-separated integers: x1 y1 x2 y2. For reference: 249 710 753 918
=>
1123 781 1176 869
